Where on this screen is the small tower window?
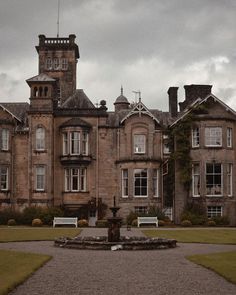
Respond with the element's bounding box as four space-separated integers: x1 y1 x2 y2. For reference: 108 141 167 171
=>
39 87 43 97
46 58 52 70
62 58 68 70
33 87 38 97
44 87 48 97
53 58 60 70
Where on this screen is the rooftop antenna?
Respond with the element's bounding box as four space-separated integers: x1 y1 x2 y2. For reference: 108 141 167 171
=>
57 0 60 38
132 90 141 103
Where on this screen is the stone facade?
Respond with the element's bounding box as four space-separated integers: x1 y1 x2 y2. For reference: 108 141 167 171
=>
0 34 236 225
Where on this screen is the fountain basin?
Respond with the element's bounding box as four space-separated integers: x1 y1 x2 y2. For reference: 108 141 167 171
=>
54 236 177 250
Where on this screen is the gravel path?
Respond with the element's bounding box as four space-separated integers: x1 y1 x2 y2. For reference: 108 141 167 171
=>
1 228 236 295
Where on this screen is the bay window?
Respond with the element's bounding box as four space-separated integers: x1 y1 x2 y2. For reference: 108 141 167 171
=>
63 130 89 156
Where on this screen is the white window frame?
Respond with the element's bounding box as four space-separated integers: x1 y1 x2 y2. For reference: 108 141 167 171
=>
64 168 87 192
192 163 200 197
0 166 8 191
1 129 9 151
192 127 200 148
121 169 128 198
206 163 223 196
133 134 146 154
35 166 45 191
205 127 222 147
134 169 148 197
153 169 159 197
36 127 45 151
227 163 233 197
63 132 68 155
207 206 222 218
227 127 232 148
81 132 88 155
70 132 80 155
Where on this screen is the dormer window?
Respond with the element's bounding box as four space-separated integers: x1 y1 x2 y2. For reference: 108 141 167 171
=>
133 134 146 154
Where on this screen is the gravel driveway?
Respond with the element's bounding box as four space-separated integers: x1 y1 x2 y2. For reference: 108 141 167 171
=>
1 228 236 295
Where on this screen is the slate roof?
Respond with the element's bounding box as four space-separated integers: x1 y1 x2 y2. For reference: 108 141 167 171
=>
26 73 56 84
60 117 92 128
0 103 29 122
61 89 95 109
114 94 129 104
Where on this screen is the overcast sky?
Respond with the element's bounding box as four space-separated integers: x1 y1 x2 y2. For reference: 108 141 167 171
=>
1 0 236 111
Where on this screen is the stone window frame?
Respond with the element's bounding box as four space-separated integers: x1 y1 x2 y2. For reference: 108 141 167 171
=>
133 134 146 154
35 165 46 192
227 163 233 197
205 162 223 197
64 167 87 192
227 127 233 148
205 127 222 147
192 127 200 148
133 168 148 197
192 162 200 197
62 129 89 156
0 166 9 191
153 169 159 197
1 128 9 151
121 169 128 198
35 126 46 151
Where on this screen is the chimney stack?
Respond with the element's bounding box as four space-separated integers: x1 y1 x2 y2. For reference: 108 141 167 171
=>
168 87 178 117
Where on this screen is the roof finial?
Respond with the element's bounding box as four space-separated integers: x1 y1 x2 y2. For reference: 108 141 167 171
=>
57 0 60 38
121 85 123 95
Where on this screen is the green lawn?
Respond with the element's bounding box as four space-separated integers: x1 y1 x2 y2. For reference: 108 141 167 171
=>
0 227 81 242
188 251 236 284
143 229 236 244
0 249 51 295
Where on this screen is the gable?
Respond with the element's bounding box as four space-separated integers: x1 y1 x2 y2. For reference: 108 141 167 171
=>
121 100 160 124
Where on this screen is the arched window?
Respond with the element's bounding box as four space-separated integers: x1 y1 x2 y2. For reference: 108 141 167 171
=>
33 87 38 97
36 127 45 150
39 87 43 97
44 87 48 97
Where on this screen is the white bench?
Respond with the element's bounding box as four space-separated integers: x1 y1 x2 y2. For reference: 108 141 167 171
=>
137 217 158 227
53 217 78 228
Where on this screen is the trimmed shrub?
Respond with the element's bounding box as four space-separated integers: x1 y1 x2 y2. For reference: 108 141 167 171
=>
78 219 88 227
212 216 230 226
96 220 108 227
158 220 165 226
7 219 16 226
181 220 192 227
131 219 138 227
32 218 43 227
126 211 139 225
39 207 64 225
21 207 43 225
207 220 216 227
0 208 21 225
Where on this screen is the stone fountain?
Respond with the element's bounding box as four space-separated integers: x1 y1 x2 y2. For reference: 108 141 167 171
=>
54 198 177 250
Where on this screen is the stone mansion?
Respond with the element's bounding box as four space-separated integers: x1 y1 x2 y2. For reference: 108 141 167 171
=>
0 34 235 225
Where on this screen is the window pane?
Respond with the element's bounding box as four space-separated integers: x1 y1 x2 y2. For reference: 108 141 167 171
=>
207 206 222 218
36 127 45 150
153 169 158 197
36 166 45 190
192 127 200 147
134 135 146 153
227 163 233 196
192 163 200 196
81 132 88 155
63 133 68 154
134 169 147 196
205 127 222 146
2 129 9 150
0 167 8 190
206 163 222 195
122 169 128 197
71 132 80 154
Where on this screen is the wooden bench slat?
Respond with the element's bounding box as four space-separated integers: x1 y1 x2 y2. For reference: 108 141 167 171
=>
53 217 78 228
137 217 158 227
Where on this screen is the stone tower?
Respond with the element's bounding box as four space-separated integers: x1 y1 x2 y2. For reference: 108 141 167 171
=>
36 34 80 104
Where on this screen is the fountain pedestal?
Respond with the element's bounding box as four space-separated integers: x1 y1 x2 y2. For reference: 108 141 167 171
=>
107 197 123 242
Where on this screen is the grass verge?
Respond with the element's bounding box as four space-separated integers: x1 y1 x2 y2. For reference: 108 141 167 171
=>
0 249 51 295
187 251 236 284
143 229 236 244
0 228 81 242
